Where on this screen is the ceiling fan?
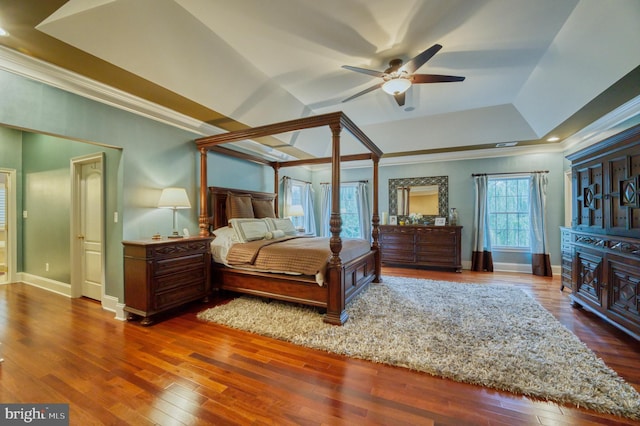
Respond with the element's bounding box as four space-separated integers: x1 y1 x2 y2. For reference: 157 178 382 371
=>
341 44 465 106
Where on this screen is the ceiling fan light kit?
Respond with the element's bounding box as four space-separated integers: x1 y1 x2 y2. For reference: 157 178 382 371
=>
382 78 412 95
342 43 465 106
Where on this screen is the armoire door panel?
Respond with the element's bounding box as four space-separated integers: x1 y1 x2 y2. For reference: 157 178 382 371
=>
606 254 640 335
575 248 604 309
574 164 604 231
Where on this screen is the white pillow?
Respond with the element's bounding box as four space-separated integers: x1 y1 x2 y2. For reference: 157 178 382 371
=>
213 226 238 243
229 218 270 242
264 229 286 240
210 226 238 263
266 217 297 236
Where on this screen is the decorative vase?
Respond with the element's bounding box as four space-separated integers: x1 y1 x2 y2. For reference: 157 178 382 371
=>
449 208 458 226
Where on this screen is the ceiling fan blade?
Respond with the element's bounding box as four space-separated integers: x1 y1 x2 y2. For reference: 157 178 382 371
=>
412 74 465 83
342 65 385 78
402 44 442 74
342 82 383 103
394 92 406 106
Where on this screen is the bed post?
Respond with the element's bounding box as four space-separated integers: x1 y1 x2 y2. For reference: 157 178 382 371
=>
198 147 209 236
372 156 382 283
325 121 347 325
273 163 280 217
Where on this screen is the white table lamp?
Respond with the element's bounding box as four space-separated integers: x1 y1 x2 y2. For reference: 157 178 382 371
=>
158 187 191 238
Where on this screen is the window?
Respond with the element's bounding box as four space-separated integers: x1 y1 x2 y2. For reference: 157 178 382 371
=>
487 177 530 248
319 182 369 240
340 185 360 238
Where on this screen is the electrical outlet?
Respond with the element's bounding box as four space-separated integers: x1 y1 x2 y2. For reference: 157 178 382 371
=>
45 263 49 272
23 210 28 219
114 212 118 223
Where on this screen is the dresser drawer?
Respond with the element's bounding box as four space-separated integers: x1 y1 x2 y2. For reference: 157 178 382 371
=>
416 255 459 268
381 249 415 263
154 282 208 310
417 245 456 258
380 233 414 242
154 253 207 277
154 266 207 292
150 239 210 257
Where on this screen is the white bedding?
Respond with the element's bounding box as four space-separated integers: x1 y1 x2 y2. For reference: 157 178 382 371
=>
210 226 325 284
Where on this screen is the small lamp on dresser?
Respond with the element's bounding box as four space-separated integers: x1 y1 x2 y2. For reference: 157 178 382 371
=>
158 187 191 238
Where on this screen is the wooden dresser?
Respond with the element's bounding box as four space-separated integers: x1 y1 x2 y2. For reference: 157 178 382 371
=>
123 236 212 325
379 225 462 272
564 123 640 340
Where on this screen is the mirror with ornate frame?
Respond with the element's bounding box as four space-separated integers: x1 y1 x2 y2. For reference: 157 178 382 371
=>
388 176 448 224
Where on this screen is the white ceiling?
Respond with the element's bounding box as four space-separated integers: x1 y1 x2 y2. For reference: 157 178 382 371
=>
13 0 640 159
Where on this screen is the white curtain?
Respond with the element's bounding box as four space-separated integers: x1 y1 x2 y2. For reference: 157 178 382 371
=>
471 175 494 271
530 172 552 276
302 182 316 235
319 183 331 237
356 182 371 241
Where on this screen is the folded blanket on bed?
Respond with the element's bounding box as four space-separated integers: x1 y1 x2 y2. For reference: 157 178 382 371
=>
225 236 370 277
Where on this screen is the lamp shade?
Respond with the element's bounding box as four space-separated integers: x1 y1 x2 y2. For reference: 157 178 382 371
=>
287 204 304 217
381 78 411 95
158 187 191 209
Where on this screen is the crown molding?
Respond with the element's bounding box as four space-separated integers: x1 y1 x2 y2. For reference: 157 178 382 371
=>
560 95 640 156
0 45 223 137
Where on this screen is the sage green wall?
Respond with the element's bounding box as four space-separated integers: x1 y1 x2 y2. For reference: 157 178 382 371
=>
0 69 269 301
21 133 122 282
314 151 565 267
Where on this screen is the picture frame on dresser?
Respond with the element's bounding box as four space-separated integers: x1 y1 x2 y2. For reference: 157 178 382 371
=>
389 215 397 225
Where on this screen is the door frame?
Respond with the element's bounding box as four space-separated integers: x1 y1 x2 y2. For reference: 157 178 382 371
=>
70 153 105 301
0 168 17 285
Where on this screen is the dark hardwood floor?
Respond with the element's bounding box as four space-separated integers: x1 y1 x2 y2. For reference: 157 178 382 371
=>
1 268 639 425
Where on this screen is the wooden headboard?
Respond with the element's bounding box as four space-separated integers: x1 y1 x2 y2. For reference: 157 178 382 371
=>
208 186 277 230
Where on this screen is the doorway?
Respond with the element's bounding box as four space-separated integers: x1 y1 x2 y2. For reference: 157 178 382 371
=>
71 153 104 301
0 169 16 285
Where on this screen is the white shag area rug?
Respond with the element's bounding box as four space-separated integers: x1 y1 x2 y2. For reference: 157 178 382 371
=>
198 276 640 419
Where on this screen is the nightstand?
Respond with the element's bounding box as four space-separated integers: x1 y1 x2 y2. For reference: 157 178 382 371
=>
123 236 213 325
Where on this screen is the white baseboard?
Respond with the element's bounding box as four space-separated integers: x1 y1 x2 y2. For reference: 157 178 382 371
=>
102 295 127 321
19 272 72 297
18 272 125 320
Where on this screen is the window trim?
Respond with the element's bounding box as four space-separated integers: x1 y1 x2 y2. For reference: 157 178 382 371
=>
487 174 530 250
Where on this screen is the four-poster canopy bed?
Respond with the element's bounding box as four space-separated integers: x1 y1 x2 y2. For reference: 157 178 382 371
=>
194 111 383 325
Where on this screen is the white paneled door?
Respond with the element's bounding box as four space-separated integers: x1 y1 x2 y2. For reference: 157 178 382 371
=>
77 158 103 300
